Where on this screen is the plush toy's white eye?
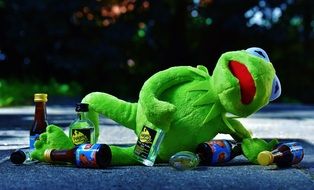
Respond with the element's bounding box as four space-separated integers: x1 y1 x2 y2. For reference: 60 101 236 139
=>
246 47 270 62
246 47 280 101
269 75 281 101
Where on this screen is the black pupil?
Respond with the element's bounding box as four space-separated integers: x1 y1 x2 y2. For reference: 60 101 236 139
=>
254 50 266 58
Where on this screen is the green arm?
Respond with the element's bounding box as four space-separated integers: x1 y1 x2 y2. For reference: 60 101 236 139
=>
139 66 208 131
226 118 252 141
82 92 138 141
226 118 278 164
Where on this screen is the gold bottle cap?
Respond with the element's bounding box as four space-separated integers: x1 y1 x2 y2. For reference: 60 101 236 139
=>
34 94 48 102
44 149 54 162
257 151 274 166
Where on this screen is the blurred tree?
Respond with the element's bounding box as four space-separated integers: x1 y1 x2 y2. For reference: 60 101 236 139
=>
0 0 313 102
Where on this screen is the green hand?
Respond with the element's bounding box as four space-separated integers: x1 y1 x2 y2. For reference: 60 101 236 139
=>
242 138 279 164
145 99 176 132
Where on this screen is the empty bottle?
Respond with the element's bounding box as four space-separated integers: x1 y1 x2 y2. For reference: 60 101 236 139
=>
169 151 200 171
30 93 48 151
134 126 165 166
257 142 304 167
196 140 242 165
69 103 96 145
44 144 111 168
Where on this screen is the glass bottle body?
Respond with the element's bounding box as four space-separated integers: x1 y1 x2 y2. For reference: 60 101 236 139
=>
30 94 48 152
196 140 242 165
69 112 96 145
134 126 165 166
169 151 200 171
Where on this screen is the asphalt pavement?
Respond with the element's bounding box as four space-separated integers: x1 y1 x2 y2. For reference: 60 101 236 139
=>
0 103 313 189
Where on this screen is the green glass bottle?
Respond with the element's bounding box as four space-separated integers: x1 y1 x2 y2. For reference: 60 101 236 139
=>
69 103 96 145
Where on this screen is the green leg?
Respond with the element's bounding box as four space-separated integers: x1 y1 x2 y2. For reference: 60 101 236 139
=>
110 145 140 166
226 118 252 142
82 92 138 141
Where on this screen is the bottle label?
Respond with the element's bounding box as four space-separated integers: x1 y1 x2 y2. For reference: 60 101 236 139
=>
134 126 157 159
71 129 91 145
286 142 304 164
75 144 100 168
29 134 40 151
206 140 232 165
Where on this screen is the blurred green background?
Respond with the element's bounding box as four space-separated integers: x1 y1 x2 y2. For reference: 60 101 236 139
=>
0 0 313 106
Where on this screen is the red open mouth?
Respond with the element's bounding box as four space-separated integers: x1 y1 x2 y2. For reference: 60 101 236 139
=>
229 61 256 104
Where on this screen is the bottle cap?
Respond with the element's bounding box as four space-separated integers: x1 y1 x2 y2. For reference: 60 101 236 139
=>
10 150 26 164
195 143 213 165
75 103 89 112
44 149 54 162
96 144 112 168
34 94 48 102
257 151 274 166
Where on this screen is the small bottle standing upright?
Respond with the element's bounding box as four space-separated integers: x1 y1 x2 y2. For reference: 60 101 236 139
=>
257 142 304 167
133 126 165 166
69 103 96 145
44 144 111 168
196 140 242 165
29 93 48 152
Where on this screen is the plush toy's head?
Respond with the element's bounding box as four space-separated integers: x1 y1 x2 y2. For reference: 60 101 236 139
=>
212 47 281 117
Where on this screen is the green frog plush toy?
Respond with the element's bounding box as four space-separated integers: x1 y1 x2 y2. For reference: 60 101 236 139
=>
31 47 281 165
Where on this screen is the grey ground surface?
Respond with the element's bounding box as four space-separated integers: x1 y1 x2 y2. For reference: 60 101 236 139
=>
0 103 313 189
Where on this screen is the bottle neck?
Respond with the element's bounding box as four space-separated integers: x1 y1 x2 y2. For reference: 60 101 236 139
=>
50 149 76 163
271 144 290 161
230 143 243 159
34 102 47 122
77 112 88 120
271 149 286 163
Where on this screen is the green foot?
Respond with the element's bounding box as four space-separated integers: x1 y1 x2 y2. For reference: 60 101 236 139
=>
31 125 75 162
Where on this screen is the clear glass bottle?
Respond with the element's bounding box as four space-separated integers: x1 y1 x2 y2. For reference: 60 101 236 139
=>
169 151 200 171
69 103 96 145
44 144 111 168
134 126 165 166
29 93 48 152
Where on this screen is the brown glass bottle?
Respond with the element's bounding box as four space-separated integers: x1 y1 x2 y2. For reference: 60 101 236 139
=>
257 142 304 167
29 94 48 151
44 144 112 168
196 140 242 165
